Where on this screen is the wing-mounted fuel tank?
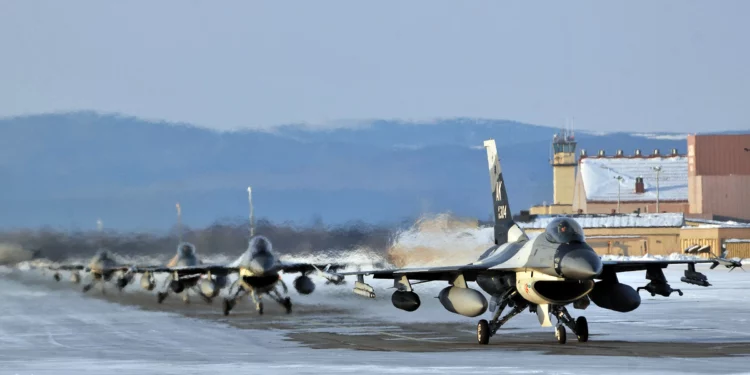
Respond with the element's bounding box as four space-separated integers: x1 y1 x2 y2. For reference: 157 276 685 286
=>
437 274 488 317
392 291 421 311
200 273 228 298
294 275 315 295
587 267 641 312
438 286 488 317
140 272 156 291
391 275 421 312
588 280 641 312
515 271 594 305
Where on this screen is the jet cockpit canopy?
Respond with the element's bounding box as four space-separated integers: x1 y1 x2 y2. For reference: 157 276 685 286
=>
544 218 585 244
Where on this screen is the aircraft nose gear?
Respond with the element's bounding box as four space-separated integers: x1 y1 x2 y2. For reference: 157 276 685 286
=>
636 266 682 297
555 324 566 344
222 298 235 316
551 305 588 344
282 297 292 314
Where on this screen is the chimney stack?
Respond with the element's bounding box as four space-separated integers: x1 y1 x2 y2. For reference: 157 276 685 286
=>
598 150 606 157
635 176 645 194
671 148 678 156
580 149 587 158
616 149 624 157
652 149 660 156
635 149 642 157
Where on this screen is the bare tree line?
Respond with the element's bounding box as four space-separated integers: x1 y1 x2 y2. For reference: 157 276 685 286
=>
0 217 397 262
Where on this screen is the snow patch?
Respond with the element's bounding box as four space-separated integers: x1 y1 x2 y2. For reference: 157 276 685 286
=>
580 156 688 202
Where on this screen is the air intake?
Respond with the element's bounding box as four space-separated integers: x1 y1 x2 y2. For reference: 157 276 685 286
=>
671 148 678 156
616 149 624 157
652 149 660 156
634 149 642 156
598 150 606 157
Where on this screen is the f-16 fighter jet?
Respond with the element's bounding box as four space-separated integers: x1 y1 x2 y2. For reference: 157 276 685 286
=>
133 203 228 304
336 139 736 345
136 241 227 304
138 235 345 316
49 249 137 294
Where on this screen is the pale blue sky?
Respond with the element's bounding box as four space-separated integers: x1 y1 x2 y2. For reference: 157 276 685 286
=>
1 1 748 132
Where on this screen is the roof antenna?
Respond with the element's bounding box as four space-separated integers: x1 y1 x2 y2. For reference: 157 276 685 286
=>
247 186 255 238
176 202 182 243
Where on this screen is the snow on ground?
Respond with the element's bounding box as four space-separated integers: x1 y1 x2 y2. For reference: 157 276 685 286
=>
3 215 750 374
2 261 750 374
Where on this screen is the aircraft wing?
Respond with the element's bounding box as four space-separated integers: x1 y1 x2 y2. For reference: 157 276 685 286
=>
132 265 239 277
278 261 347 274
49 264 86 271
336 263 501 282
601 259 718 274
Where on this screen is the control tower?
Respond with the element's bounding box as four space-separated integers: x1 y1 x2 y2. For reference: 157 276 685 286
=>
552 128 577 205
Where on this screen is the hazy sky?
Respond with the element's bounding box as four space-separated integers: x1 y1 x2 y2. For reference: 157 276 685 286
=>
1 1 748 132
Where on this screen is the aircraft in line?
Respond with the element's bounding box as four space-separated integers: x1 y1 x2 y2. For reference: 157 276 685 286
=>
336 139 740 345
134 188 346 315
136 235 345 315
136 203 227 304
137 241 226 304
49 249 137 294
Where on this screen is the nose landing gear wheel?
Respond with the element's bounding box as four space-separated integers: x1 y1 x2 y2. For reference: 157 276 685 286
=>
223 298 234 316
477 319 490 345
555 325 567 344
575 316 589 342
157 292 168 304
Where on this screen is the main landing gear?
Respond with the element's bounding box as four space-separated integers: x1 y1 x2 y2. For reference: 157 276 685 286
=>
476 292 589 345
476 291 527 345
550 305 588 344
221 281 293 316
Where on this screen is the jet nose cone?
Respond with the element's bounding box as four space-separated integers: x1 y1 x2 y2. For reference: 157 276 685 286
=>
559 249 603 280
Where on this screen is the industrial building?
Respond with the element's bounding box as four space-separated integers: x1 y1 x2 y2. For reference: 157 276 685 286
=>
531 132 750 221
525 132 750 259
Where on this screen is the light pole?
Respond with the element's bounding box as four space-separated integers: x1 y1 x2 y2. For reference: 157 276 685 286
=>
614 176 624 213
651 166 662 213
176 203 182 242
247 187 255 237
96 218 104 248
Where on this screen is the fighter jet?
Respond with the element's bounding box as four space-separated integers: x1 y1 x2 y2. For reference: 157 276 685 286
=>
49 249 137 294
135 241 227 304
336 139 734 345
138 235 345 315
134 203 228 304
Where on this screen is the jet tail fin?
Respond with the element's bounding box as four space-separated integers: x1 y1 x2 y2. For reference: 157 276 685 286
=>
483 139 528 245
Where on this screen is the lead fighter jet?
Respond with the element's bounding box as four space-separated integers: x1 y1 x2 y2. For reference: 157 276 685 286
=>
337 139 738 345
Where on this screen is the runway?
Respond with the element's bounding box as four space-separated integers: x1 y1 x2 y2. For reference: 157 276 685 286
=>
2 264 750 374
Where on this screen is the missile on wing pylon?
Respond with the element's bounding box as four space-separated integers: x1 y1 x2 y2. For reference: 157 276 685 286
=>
353 281 375 298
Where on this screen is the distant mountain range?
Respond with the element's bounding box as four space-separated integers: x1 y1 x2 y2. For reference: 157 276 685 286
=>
0 112 711 231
